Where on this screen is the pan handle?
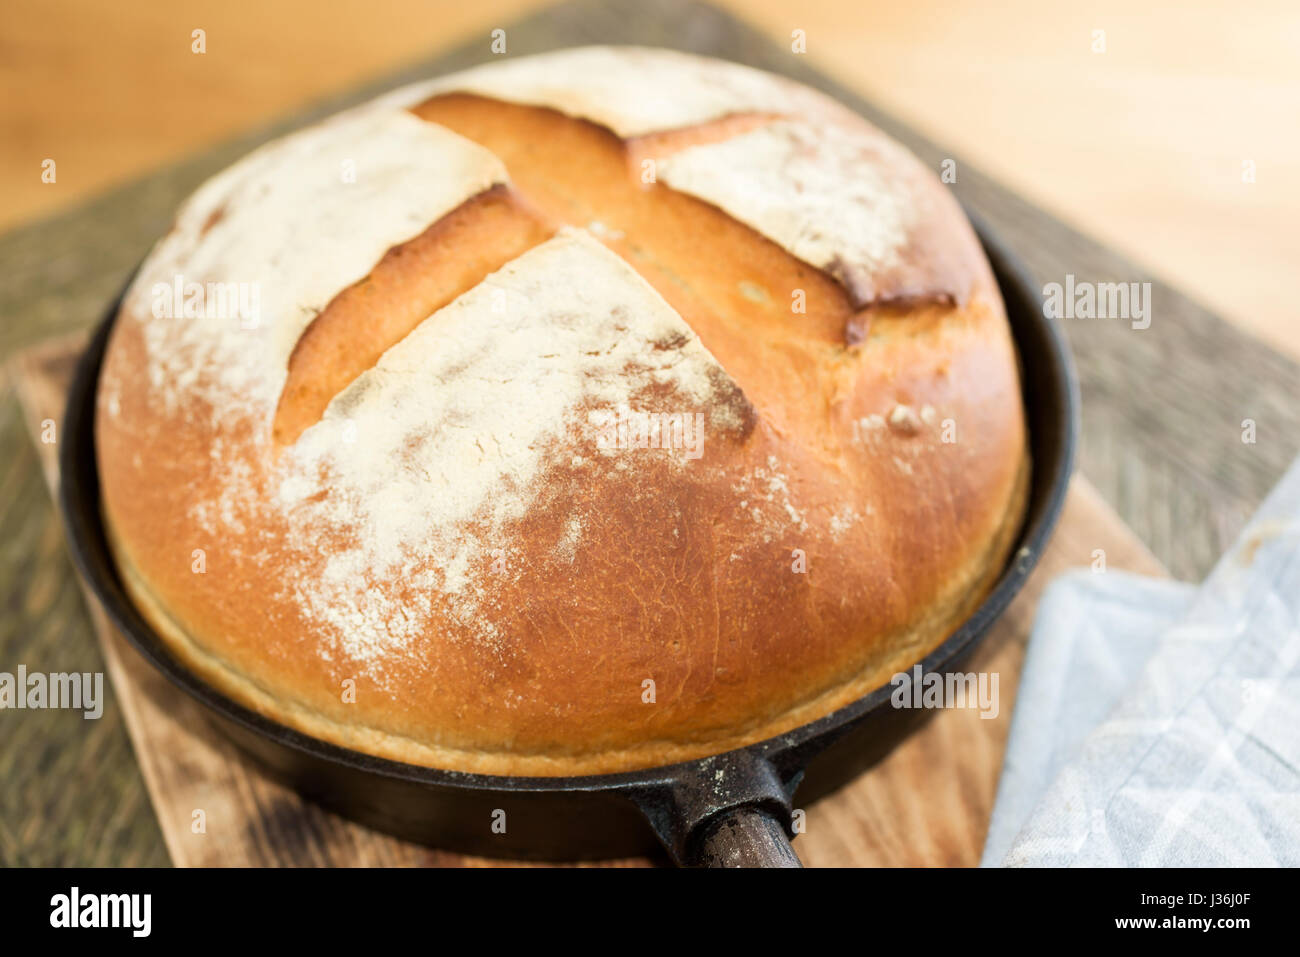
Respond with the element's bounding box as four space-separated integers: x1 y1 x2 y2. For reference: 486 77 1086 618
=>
691 805 802 867
631 750 804 867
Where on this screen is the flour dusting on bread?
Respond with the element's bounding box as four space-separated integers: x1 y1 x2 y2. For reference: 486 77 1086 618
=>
124 109 507 420
385 46 811 138
278 230 749 667
659 121 913 302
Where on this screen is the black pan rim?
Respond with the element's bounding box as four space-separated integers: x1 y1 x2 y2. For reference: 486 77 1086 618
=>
58 211 1077 802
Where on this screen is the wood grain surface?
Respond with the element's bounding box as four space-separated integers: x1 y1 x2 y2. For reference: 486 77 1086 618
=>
1 0 1297 866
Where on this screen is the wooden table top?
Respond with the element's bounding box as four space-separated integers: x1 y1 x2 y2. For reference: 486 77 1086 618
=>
1 0 1297 866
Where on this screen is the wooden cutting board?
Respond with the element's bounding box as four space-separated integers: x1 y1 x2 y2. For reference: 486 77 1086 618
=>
6 0 1296 867
10 332 1163 866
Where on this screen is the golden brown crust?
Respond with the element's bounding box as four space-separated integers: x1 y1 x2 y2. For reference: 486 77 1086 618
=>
95 48 1029 776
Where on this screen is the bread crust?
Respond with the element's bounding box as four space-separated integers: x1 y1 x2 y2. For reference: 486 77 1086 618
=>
95 47 1029 776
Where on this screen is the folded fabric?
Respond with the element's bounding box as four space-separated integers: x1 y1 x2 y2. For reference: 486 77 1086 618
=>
982 456 1300 867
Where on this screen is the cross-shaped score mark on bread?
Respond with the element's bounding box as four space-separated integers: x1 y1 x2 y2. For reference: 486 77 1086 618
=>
272 92 955 446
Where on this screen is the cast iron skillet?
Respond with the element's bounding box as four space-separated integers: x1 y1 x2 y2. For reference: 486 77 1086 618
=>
59 213 1076 867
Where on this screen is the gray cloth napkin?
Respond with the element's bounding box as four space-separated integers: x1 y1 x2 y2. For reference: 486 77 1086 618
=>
982 457 1300 866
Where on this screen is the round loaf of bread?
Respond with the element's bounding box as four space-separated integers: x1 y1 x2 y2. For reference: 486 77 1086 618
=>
95 47 1028 776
